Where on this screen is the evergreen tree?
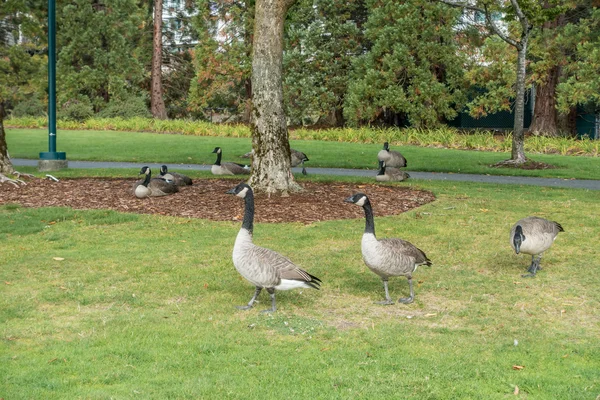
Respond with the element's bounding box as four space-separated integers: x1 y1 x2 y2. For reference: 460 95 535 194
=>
556 7 600 118
189 0 254 121
344 0 466 128
0 0 46 176
284 0 366 127
56 0 146 111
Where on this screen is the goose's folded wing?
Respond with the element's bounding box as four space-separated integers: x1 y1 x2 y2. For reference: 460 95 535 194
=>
379 238 431 265
224 162 250 175
252 246 316 282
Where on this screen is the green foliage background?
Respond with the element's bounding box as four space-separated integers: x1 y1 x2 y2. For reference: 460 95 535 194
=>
1 0 600 130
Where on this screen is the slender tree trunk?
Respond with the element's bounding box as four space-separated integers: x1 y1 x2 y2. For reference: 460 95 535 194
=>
510 43 528 163
0 103 14 175
248 0 300 194
151 0 167 119
529 66 559 136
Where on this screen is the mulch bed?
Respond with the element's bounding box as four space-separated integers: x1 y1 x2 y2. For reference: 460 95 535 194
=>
0 178 436 224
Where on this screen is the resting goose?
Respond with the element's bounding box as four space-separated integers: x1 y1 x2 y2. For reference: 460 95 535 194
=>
377 142 407 168
345 193 431 304
134 166 179 198
240 148 309 175
510 216 564 277
212 147 250 175
158 165 193 186
226 182 321 312
376 160 410 182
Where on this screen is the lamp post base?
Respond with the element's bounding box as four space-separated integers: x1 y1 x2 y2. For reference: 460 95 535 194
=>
39 152 67 171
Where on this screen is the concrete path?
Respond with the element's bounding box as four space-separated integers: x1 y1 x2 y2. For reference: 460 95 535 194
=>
12 158 600 191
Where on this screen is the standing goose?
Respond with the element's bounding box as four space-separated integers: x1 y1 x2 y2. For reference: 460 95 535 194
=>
158 165 193 186
510 216 564 277
345 193 431 304
226 182 321 312
290 149 309 175
376 160 410 182
377 142 407 168
211 147 250 175
134 166 179 198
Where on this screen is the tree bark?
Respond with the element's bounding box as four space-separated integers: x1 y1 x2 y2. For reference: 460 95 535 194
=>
510 42 528 163
151 0 168 120
0 103 14 175
557 105 577 137
248 0 301 194
528 14 566 137
529 66 559 136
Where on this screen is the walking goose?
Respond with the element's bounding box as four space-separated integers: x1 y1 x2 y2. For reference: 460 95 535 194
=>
226 182 321 312
134 166 179 198
345 193 431 304
377 142 407 168
290 149 309 175
510 216 564 277
211 147 250 175
158 165 193 186
376 160 410 182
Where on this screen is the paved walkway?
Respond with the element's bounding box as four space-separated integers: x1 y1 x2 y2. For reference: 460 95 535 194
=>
12 158 600 191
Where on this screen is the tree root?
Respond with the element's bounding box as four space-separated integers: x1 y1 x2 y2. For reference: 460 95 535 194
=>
0 170 36 187
0 173 26 187
493 158 528 167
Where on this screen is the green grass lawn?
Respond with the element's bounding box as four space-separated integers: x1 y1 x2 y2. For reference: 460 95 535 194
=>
7 128 600 180
2 177 599 399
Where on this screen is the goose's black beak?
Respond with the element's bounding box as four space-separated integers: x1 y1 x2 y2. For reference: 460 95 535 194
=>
226 188 236 194
344 196 354 203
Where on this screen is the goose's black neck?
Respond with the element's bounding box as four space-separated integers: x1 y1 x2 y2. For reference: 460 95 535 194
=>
242 190 255 234
142 172 151 187
214 151 222 166
377 163 385 175
362 200 375 236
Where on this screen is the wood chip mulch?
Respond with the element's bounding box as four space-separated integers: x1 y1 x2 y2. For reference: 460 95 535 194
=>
0 178 436 224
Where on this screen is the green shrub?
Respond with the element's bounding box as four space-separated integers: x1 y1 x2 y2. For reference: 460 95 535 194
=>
97 96 151 119
58 99 94 122
11 97 46 117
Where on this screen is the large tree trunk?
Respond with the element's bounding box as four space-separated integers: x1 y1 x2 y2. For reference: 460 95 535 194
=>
151 0 167 120
557 105 577 137
529 66 560 136
528 14 566 137
0 103 14 175
248 0 300 194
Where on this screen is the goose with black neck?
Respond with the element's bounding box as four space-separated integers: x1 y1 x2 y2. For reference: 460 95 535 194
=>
345 192 431 304
226 182 321 312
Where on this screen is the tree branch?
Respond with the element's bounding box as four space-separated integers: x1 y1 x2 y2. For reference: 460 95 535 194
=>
438 0 521 49
438 0 485 14
509 0 532 37
483 3 520 49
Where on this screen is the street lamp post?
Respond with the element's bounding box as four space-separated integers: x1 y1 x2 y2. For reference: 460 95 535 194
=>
39 0 67 171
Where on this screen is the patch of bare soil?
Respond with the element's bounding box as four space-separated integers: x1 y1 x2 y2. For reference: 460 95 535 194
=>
492 159 557 170
0 178 435 224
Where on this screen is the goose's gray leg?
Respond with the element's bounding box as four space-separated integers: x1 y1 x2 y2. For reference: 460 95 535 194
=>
237 286 262 310
261 288 276 313
398 277 415 304
522 255 541 278
376 278 394 305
